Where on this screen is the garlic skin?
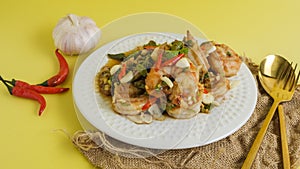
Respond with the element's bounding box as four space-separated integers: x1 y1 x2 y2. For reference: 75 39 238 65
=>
53 14 101 56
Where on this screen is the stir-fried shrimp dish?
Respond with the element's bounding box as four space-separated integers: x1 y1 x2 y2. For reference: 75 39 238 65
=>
96 31 242 124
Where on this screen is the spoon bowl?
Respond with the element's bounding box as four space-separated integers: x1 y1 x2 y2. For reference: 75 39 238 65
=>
259 55 290 78
258 55 290 95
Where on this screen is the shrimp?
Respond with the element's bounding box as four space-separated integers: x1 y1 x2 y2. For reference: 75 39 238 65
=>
199 41 241 98
143 67 170 119
200 41 225 75
183 31 210 72
217 43 242 77
207 73 231 98
167 68 202 119
202 42 242 77
144 68 166 98
112 83 148 116
145 57 202 119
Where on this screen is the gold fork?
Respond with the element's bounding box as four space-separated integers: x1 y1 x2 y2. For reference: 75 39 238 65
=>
242 62 300 168
278 63 299 169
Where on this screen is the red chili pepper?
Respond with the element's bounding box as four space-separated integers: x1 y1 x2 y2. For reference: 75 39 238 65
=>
5 78 69 94
142 97 157 111
203 88 209 94
0 76 46 116
154 52 163 71
118 63 127 80
161 53 185 67
38 49 69 87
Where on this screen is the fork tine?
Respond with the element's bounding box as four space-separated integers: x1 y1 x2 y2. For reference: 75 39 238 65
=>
283 63 295 90
276 63 290 88
296 69 300 86
287 63 297 91
290 65 300 91
294 63 298 73
288 67 296 91
283 63 294 89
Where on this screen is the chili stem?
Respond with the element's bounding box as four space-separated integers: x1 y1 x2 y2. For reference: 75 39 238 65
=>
0 75 13 94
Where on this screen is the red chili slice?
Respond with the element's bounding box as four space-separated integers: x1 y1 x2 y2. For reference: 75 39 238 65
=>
161 53 185 67
142 97 157 111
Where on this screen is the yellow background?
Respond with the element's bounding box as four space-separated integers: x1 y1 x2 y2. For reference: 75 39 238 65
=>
0 0 299 168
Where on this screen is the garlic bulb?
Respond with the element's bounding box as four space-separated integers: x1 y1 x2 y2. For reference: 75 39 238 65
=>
53 14 101 56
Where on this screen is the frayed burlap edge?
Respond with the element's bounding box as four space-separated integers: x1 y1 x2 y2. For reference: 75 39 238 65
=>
71 57 300 169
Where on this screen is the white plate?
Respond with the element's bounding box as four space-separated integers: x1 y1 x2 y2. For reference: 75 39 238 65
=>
72 32 257 149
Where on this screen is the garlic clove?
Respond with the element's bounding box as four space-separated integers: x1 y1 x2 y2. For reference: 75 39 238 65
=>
150 47 161 61
120 71 133 83
175 57 190 68
160 76 173 88
110 65 121 75
53 14 101 56
207 45 217 54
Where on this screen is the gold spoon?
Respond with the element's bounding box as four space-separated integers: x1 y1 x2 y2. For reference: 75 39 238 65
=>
242 54 299 168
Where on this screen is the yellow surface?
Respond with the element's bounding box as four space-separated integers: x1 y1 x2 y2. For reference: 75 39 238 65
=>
0 0 299 168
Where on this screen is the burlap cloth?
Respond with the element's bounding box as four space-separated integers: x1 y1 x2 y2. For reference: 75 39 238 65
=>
72 59 300 169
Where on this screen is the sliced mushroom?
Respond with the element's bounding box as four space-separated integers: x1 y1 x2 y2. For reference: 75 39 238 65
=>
126 115 144 124
140 113 153 124
126 113 153 124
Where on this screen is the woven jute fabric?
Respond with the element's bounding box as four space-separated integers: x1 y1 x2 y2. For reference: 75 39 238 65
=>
72 59 300 169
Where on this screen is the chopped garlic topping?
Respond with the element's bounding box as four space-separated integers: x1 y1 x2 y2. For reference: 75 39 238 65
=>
160 76 173 88
120 71 133 83
110 65 121 75
176 58 190 68
208 45 217 54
